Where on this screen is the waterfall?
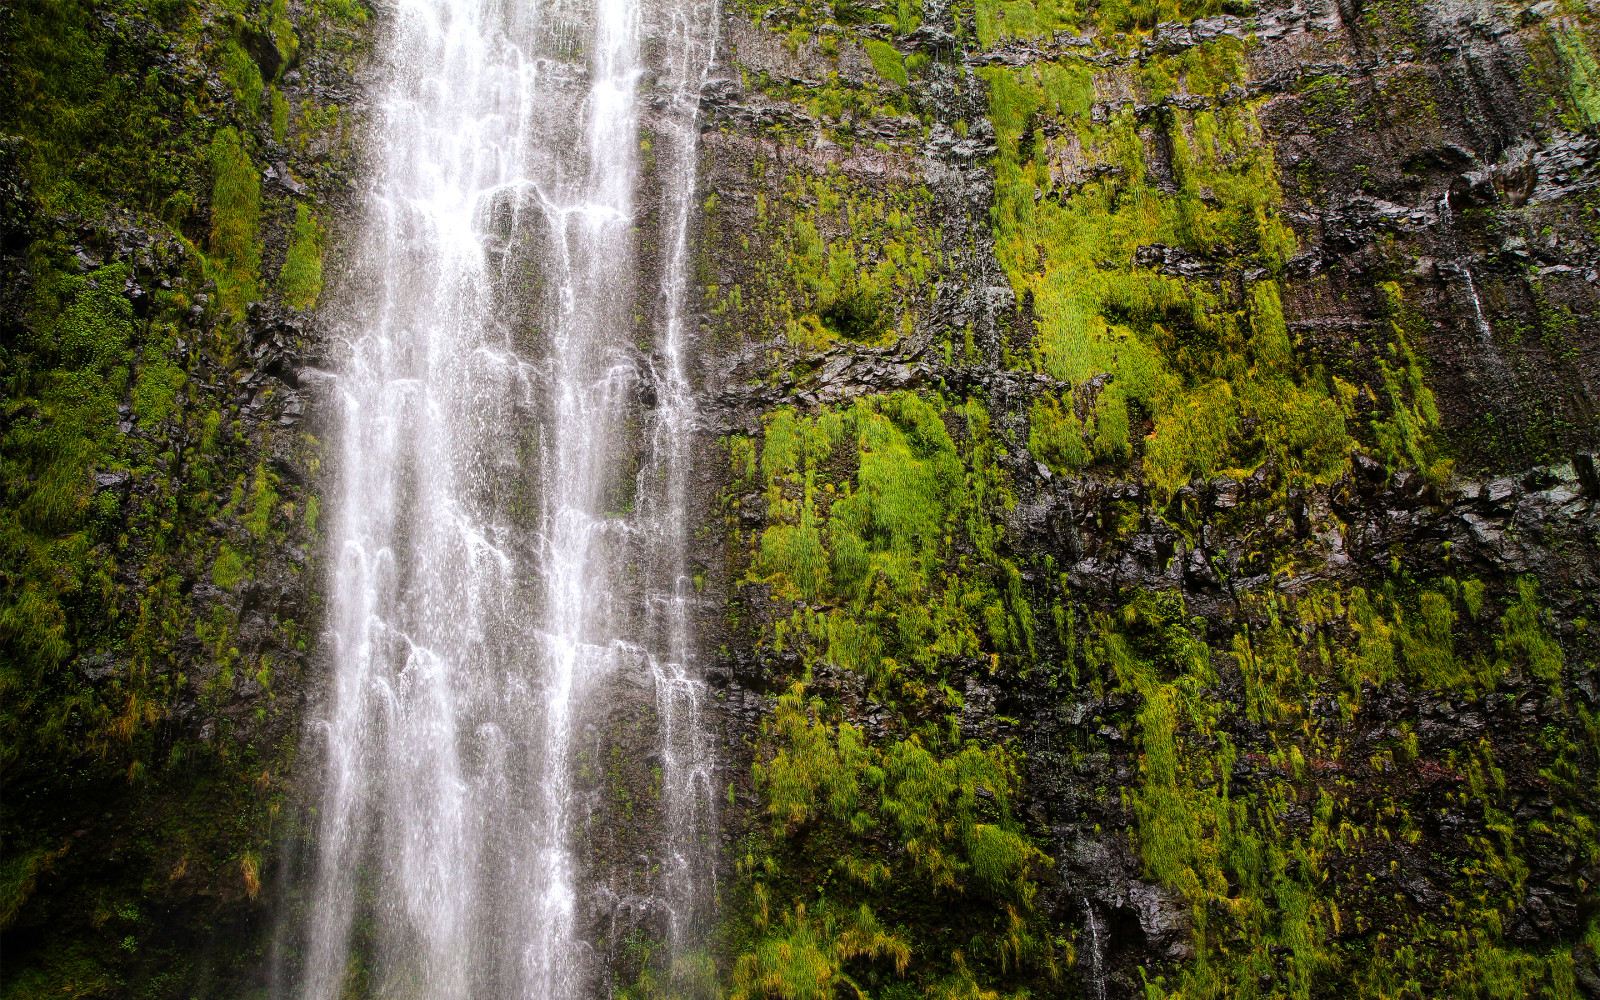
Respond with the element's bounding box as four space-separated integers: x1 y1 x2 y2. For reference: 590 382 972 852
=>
281 0 719 991
640 0 721 956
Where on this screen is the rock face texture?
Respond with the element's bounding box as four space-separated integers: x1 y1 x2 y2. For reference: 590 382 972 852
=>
3 0 1599 995
685 0 1600 997
1 0 365 991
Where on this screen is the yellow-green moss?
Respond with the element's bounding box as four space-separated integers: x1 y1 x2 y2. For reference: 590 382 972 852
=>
731 391 1053 999
280 203 324 309
207 126 262 310
864 40 907 86
1028 392 1089 474
984 46 1357 493
964 0 1227 49
1551 23 1600 127
1102 583 1586 1000
270 85 290 142
737 682 1052 1000
218 40 264 115
747 394 1028 692
724 170 939 353
212 544 247 589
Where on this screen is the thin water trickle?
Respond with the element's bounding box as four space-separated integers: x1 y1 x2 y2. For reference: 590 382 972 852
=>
1454 262 1496 348
1083 899 1108 1000
282 0 718 990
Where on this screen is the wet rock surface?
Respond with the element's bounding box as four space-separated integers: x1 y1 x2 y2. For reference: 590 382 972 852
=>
0 0 371 991
5 0 1600 991
686 0 1600 993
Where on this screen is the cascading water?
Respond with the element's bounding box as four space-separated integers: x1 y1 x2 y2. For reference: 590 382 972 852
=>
279 0 719 991
639 0 721 954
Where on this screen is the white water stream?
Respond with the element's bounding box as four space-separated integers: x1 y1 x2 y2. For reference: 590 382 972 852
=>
284 0 719 991
1082 898 1108 1000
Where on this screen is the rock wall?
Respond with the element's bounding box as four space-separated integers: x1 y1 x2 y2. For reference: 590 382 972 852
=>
4 0 1600 995
684 0 1600 996
0 0 367 992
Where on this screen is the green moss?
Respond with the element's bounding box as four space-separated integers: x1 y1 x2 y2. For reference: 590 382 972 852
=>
270 85 290 142
1551 24 1600 127
864 40 907 86
984 47 1357 494
1496 576 1564 684
746 394 1028 693
207 126 262 310
9 265 134 535
755 506 832 598
4 0 212 213
964 0 1233 49
266 0 300 63
280 203 324 309
730 899 910 1000
0 0 334 990
970 0 1079 48
211 544 247 589
738 683 1051 1000
243 462 279 539
725 170 939 353
132 349 185 427
1099 584 1590 1000
1028 393 1089 473
828 394 966 602
730 391 1054 997
218 40 264 116
1369 282 1448 478
1 844 69 930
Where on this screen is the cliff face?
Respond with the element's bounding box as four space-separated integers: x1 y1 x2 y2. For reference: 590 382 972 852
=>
3 0 1599 995
687 0 1600 996
1 0 364 992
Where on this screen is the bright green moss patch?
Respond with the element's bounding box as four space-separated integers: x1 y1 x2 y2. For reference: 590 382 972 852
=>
729 391 1058 995
266 0 300 62
1550 23 1600 128
758 684 1043 898
828 395 968 604
864 40 908 86
271 85 290 142
243 462 280 539
744 393 1029 691
207 126 262 310
211 544 248 589
733 681 1054 1000
963 0 1231 48
7 264 135 535
219 40 264 115
280 203 324 309
1093 582 1589 1000
1370 281 1448 479
715 169 942 354
984 48 1359 493
971 0 1077 48
132 339 186 427
1028 392 1090 474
